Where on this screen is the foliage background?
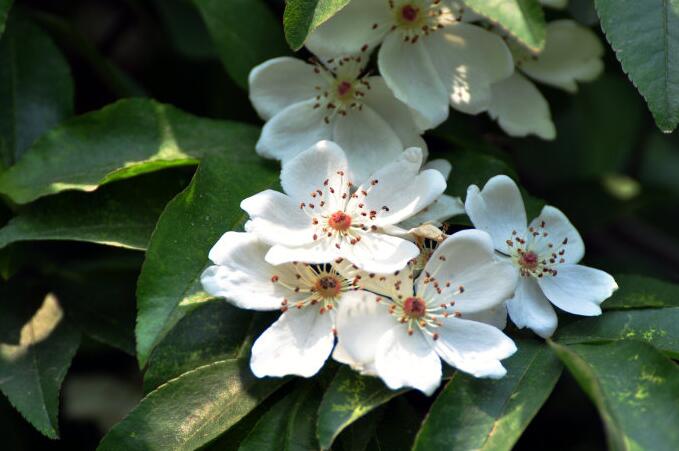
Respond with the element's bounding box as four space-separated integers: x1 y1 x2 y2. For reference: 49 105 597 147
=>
1 0 679 450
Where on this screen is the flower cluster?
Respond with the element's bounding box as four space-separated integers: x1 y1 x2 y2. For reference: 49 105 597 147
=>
201 0 616 395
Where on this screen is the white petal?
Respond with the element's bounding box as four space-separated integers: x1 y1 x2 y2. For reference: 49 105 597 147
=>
488 72 556 140
466 303 508 330
332 104 404 183
375 327 442 395
340 230 420 274
398 194 465 229
250 307 335 378
265 238 342 266
378 32 449 129
280 140 348 211
423 23 514 115
521 20 604 93
248 57 322 120
362 76 429 148
305 0 391 57
423 159 452 180
418 230 518 314
465 175 528 254
241 190 315 247
256 99 333 161
507 278 558 338
348 147 447 226
338 260 415 299
529 205 584 264
201 232 299 310
538 264 618 316
432 317 517 379
333 290 395 374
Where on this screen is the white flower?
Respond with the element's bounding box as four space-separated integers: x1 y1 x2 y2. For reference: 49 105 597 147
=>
487 20 604 139
242 141 446 274
249 55 426 183
333 230 518 395
201 231 370 378
465 175 618 338
306 0 514 129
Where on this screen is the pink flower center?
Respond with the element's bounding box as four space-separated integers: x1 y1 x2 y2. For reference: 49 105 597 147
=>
519 251 539 270
336 80 353 97
315 276 342 298
400 4 419 22
403 297 427 318
328 211 352 231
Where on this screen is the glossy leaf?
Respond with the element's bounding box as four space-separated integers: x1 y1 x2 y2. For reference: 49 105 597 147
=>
97 359 285 450
151 0 216 60
239 383 321 451
135 149 279 366
144 302 253 391
195 0 288 89
0 172 188 251
283 0 351 50
464 0 546 51
0 17 73 166
550 340 679 451
0 98 260 204
0 293 80 439
603 274 679 310
316 366 406 449
412 339 562 451
595 0 679 132
556 308 679 358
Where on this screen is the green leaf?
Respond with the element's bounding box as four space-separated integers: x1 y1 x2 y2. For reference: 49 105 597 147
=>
437 147 517 199
239 383 321 451
0 0 12 37
603 274 679 310
0 98 260 204
595 0 679 132
549 340 679 451
195 0 288 89
0 17 73 166
371 397 421 451
316 366 406 449
412 339 562 451
0 171 188 251
144 302 253 391
0 292 80 439
135 149 279 367
556 308 679 358
463 0 546 51
151 0 216 60
283 0 351 50
97 359 285 451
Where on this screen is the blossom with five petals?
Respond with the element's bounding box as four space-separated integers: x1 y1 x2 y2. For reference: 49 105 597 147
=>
249 55 426 183
332 229 518 395
241 141 446 273
465 175 618 338
306 0 514 129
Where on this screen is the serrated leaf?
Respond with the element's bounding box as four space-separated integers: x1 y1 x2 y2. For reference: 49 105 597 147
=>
316 366 406 449
549 340 679 451
556 308 679 358
0 0 12 37
0 293 80 439
0 171 188 251
135 149 279 367
464 0 546 51
0 17 73 166
239 383 321 451
595 0 679 132
144 302 253 391
283 0 351 50
412 339 561 451
603 274 679 310
195 0 288 89
97 359 285 451
0 98 260 204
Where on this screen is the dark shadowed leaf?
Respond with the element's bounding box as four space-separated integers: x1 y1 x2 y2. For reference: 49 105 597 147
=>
550 340 679 451
603 274 679 310
283 0 351 50
0 0 12 37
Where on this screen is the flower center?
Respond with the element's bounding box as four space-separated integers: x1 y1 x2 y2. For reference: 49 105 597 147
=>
507 222 570 278
336 80 353 98
315 275 342 298
328 211 352 231
403 296 427 318
519 251 538 270
400 4 419 22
